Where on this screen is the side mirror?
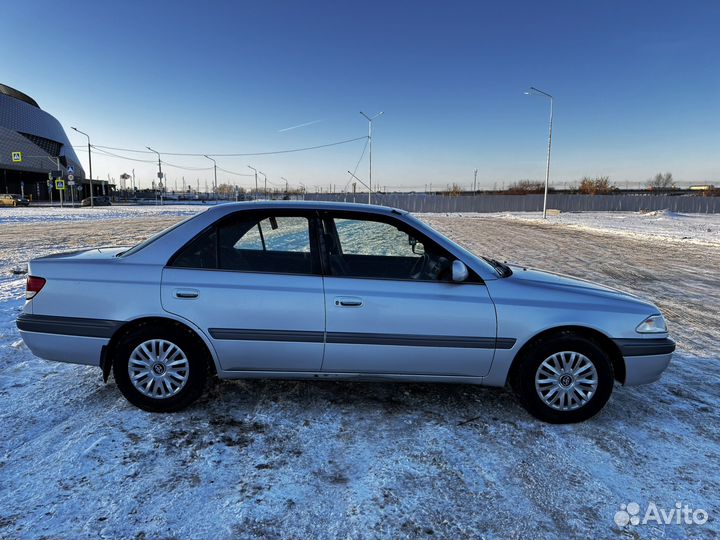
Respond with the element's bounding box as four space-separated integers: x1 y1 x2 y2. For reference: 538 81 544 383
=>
452 260 469 282
408 236 424 255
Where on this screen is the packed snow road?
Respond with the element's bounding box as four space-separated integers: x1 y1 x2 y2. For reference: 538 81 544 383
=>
0 207 718 539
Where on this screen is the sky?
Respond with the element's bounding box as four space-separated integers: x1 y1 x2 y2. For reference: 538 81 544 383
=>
3 0 719 191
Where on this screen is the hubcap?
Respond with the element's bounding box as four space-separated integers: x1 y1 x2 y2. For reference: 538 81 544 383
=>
128 339 189 399
534 351 598 411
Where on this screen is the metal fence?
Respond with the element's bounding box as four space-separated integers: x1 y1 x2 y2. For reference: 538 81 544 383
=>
303 193 720 213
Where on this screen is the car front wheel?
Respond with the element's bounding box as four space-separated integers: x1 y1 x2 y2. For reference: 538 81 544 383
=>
511 333 614 423
112 324 208 412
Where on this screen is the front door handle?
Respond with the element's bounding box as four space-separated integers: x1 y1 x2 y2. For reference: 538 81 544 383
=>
334 296 363 307
174 289 199 299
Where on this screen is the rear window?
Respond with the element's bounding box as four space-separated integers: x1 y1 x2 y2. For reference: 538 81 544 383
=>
119 214 201 257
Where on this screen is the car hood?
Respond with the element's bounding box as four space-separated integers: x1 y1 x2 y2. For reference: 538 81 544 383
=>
507 265 649 303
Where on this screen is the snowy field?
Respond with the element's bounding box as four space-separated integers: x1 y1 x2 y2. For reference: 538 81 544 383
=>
419 210 720 246
1 207 718 539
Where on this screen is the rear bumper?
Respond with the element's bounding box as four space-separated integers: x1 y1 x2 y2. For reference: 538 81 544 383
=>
18 330 107 367
614 337 675 386
17 314 120 367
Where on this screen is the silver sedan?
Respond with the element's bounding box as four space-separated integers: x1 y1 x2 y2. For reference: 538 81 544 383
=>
17 201 674 423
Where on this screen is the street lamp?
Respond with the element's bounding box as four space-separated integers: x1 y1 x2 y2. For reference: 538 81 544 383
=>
247 165 259 199
204 155 218 200
524 86 553 219
147 146 164 205
360 111 383 204
71 127 93 207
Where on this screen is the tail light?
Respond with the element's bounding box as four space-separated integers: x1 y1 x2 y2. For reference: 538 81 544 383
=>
26 276 46 300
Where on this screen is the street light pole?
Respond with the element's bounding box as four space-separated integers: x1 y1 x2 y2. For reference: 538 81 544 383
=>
248 166 258 199
525 86 554 219
360 111 383 204
281 176 289 195
147 147 164 205
71 127 93 207
204 155 218 200
259 172 267 199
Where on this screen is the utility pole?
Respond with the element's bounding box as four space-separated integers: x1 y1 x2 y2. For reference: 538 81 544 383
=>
281 176 289 194
525 86 554 219
248 166 259 199
71 127 93 207
147 147 164 205
54 157 63 208
204 155 218 200
473 169 478 193
360 111 383 204
260 171 267 199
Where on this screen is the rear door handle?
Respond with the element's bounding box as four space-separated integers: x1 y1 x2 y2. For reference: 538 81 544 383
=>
174 289 199 299
334 296 363 307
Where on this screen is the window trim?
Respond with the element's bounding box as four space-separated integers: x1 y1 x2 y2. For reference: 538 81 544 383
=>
166 209 323 276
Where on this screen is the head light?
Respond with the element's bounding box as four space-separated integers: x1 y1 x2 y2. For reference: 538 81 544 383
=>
636 314 667 333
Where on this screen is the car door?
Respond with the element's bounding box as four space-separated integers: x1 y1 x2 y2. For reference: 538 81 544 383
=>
161 210 326 372
319 211 498 377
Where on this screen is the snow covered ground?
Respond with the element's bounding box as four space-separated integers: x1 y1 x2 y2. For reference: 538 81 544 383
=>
1 209 719 539
0 204 206 224
418 210 720 246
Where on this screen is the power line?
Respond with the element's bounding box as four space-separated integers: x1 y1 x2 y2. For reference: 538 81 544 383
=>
91 135 368 157
341 136 370 193
217 166 255 177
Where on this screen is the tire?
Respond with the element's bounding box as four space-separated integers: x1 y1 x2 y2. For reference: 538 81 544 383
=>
510 333 614 423
112 323 209 412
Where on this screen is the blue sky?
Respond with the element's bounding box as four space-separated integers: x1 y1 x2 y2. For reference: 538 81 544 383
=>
4 0 719 190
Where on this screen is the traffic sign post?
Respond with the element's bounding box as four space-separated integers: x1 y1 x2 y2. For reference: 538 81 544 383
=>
11 151 22 163
68 178 76 206
55 179 65 208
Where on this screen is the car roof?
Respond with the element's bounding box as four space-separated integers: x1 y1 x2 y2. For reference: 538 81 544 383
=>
204 200 407 216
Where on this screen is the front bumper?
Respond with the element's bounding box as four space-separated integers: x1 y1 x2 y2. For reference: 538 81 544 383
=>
613 337 675 386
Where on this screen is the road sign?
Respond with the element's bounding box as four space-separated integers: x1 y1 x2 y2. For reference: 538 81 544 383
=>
11 151 22 162
55 179 66 190
68 174 74 182
67 166 75 174
68 180 76 186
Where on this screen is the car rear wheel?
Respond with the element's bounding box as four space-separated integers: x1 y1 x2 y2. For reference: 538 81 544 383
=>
510 333 614 423
112 324 208 412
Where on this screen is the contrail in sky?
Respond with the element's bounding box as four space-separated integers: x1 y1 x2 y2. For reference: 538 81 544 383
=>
278 119 324 133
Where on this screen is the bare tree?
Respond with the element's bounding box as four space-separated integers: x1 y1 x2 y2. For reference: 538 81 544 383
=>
579 176 614 195
506 180 544 194
647 172 674 190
